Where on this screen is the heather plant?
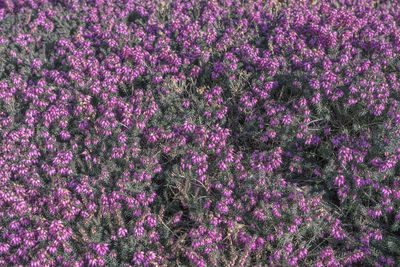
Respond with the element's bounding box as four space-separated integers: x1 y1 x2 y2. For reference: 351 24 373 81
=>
1 0 400 266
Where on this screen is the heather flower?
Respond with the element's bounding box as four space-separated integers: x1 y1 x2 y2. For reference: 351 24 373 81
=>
91 243 109 256
118 227 128 238
133 226 145 238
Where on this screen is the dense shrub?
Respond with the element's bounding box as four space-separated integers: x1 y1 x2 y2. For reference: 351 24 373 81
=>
1 0 400 266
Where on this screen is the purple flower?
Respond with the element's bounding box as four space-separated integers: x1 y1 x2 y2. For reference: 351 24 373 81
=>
118 228 128 238
133 226 145 238
91 243 109 256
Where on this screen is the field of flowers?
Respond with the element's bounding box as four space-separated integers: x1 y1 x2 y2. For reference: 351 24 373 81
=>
1 0 400 266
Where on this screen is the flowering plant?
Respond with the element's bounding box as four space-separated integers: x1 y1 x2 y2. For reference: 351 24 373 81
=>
0 0 400 266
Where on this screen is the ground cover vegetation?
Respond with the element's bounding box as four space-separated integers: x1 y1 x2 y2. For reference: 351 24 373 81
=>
0 0 400 266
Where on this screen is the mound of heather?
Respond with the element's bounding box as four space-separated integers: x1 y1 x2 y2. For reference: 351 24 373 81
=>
0 0 399 266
